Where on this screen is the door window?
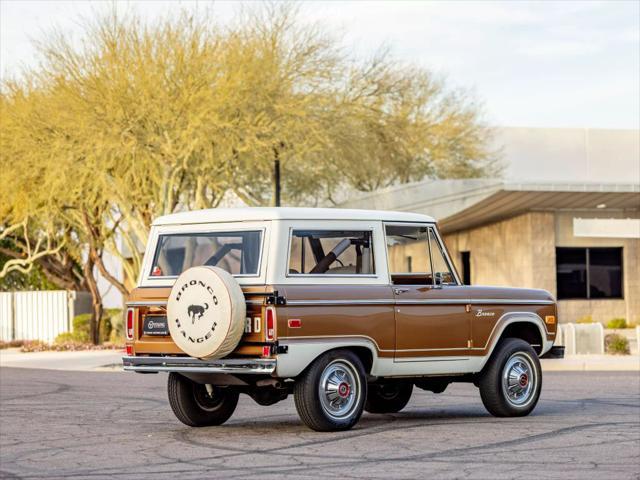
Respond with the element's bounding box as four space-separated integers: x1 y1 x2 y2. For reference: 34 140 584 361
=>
385 224 456 285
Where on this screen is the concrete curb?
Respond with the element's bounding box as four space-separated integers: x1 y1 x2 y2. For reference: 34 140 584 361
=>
0 349 124 372
542 354 640 372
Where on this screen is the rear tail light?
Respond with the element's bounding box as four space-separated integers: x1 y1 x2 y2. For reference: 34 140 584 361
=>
262 345 272 357
126 344 133 356
265 306 276 341
126 308 134 341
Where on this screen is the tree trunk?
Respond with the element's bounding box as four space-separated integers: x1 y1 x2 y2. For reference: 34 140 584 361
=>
82 256 103 345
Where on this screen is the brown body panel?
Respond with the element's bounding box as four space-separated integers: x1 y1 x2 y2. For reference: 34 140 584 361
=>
127 282 556 365
278 285 396 357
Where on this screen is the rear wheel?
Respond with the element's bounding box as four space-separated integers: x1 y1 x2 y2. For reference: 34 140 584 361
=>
167 372 239 427
478 338 542 417
365 382 413 413
294 350 367 431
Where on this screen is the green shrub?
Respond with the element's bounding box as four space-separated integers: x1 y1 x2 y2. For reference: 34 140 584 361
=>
606 318 627 329
576 315 593 324
55 308 123 345
605 334 630 355
54 331 89 344
108 309 124 344
72 313 92 339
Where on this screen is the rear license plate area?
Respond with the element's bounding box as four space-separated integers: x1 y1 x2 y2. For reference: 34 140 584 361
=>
143 315 169 336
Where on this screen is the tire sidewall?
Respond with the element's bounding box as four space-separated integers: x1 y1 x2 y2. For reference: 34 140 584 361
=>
490 339 542 415
297 350 367 431
168 373 239 427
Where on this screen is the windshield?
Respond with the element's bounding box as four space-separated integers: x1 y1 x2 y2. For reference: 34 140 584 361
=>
150 231 262 277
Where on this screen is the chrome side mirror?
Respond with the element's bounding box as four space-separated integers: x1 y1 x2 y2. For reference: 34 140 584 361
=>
434 272 443 289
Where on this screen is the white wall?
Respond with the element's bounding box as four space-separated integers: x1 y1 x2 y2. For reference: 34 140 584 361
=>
496 127 640 183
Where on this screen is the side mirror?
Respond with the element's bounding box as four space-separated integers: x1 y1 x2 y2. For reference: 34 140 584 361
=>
434 272 443 289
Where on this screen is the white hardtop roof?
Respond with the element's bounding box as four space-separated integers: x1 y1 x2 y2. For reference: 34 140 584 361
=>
153 207 435 226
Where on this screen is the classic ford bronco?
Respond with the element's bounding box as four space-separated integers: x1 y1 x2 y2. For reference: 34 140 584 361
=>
123 208 563 431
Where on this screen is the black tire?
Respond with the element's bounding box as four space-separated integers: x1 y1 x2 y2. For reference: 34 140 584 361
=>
365 382 413 414
167 372 239 427
294 349 367 432
478 338 542 417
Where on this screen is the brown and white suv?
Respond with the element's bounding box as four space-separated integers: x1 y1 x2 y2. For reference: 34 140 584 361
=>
123 207 564 431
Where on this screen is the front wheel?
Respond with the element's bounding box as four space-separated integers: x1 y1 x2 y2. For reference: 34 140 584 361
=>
478 338 542 417
294 350 367 431
167 372 239 427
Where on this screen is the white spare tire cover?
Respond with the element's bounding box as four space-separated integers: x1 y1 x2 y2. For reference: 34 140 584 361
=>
167 266 246 359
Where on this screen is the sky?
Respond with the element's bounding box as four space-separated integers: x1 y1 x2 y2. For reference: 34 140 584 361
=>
1 0 639 129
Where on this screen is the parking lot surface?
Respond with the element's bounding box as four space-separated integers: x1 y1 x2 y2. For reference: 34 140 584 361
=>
0 368 638 479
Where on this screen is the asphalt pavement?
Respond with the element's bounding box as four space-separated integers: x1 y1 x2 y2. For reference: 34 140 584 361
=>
0 368 638 480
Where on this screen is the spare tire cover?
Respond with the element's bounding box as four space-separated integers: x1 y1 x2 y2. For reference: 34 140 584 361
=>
167 266 246 359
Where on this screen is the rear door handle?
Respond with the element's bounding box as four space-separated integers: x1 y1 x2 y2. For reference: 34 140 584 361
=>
394 287 410 295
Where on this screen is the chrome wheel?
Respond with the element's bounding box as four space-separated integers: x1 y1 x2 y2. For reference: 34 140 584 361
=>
318 359 361 420
501 352 536 407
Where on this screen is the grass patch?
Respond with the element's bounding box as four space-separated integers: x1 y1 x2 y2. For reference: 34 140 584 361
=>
20 340 124 352
604 334 630 355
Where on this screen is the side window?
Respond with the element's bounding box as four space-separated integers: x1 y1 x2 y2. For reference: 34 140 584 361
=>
428 228 456 284
385 225 431 280
288 230 374 275
385 224 456 285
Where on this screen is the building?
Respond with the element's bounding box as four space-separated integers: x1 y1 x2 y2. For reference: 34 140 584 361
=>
339 128 640 325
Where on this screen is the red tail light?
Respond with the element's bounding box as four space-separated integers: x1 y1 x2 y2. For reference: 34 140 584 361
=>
265 306 276 341
126 344 133 356
126 308 134 341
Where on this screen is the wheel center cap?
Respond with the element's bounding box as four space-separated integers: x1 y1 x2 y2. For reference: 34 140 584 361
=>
338 382 350 398
519 373 529 387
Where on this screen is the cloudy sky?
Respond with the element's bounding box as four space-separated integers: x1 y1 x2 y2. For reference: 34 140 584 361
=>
1 0 638 129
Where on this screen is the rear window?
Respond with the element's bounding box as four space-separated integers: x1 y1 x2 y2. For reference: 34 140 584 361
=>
150 231 262 277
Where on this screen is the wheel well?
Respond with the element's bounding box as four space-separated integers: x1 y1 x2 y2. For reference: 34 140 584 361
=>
323 346 373 374
500 322 543 354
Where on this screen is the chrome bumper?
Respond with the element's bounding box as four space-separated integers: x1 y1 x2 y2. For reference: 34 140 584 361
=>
122 356 276 374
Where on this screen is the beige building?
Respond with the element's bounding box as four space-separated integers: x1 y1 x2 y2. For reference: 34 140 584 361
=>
340 128 640 325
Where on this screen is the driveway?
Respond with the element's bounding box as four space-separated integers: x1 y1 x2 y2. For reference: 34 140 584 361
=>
0 368 638 479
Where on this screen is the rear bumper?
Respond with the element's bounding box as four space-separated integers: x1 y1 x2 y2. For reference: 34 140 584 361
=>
541 346 565 359
122 355 276 374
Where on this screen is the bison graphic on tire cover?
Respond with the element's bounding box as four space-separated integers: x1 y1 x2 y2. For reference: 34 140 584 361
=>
187 303 209 324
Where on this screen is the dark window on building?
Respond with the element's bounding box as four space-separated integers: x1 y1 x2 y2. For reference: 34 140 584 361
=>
556 247 622 300
589 248 623 298
461 251 471 285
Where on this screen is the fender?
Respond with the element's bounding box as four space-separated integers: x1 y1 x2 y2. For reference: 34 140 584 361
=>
275 335 383 378
476 311 553 372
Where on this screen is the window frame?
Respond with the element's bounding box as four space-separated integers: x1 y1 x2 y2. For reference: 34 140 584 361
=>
139 222 269 287
285 227 377 278
555 246 624 300
149 230 264 279
383 222 461 287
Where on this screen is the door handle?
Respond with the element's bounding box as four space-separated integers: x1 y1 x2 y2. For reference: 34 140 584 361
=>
394 287 410 295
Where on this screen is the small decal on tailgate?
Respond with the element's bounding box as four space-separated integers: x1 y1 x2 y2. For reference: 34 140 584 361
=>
143 316 169 336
